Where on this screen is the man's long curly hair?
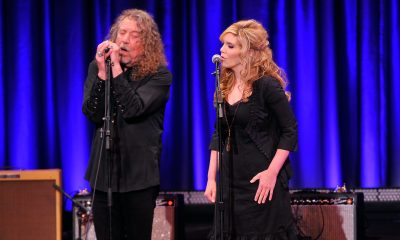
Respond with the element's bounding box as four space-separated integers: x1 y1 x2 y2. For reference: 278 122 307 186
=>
108 9 167 79
219 19 290 101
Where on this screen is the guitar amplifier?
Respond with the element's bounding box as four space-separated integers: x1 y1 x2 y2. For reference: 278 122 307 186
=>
0 169 62 240
72 192 183 240
291 191 364 240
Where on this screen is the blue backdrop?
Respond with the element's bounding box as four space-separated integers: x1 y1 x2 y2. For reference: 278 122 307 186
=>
1 0 399 209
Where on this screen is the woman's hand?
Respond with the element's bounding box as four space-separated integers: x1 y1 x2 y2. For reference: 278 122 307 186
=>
204 179 217 203
250 168 278 204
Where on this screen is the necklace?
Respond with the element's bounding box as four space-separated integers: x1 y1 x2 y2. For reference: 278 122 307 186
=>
224 100 242 152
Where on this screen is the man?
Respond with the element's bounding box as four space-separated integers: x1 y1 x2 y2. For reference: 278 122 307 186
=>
82 9 172 240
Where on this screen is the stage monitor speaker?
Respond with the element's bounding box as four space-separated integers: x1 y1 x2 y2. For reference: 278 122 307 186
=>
291 191 364 240
153 194 184 240
0 169 62 240
72 192 183 240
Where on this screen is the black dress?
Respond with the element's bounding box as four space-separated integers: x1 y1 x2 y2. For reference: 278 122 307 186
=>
211 97 298 240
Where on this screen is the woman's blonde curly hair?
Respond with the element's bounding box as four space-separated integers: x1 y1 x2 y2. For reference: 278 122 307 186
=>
219 19 290 101
108 9 167 79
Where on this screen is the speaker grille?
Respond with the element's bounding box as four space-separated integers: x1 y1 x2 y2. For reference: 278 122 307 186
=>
72 193 183 240
292 205 355 239
0 169 62 240
291 192 362 240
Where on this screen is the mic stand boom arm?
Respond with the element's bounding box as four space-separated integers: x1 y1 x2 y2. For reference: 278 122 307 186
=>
52 184 91 214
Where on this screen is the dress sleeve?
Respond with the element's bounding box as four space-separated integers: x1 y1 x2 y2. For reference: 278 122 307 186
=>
209 127 219 151
264 78 298 151
111 67 172 119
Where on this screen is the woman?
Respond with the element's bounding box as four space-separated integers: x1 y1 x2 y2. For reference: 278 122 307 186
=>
204 19 298 239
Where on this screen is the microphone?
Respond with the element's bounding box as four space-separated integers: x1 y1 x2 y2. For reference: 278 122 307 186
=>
212 54 221 64
104 47 112 61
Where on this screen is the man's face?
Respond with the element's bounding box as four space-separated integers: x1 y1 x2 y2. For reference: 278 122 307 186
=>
115 18 143 67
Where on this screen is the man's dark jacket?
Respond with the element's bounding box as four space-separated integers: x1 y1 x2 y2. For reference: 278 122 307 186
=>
83 61 172 192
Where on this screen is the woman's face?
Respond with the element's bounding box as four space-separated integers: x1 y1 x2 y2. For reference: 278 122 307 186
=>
220 33 242 72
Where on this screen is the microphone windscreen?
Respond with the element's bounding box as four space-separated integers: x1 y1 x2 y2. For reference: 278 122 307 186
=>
212 54 221 64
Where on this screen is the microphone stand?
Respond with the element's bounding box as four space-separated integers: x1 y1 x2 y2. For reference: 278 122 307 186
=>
212 60 224 240
104 56 113 240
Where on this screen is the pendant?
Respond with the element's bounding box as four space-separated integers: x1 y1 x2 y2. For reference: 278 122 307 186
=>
226 137 231 152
